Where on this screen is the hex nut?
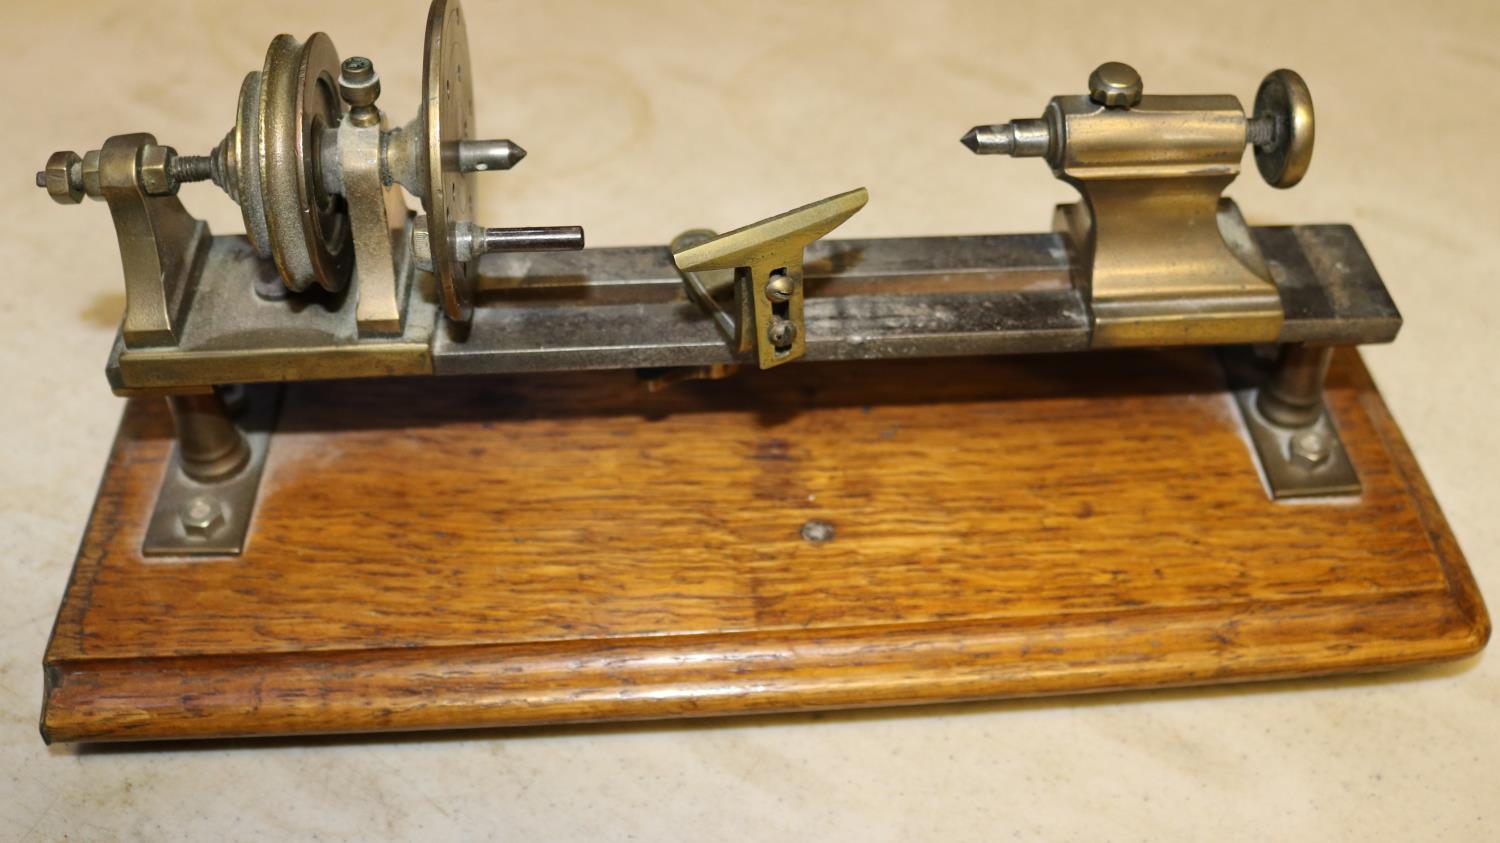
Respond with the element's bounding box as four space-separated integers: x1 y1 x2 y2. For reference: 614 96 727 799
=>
1288 430 1331 469
80 150 103 198
44 150 84 204
180 496 226 538
139 144 178 196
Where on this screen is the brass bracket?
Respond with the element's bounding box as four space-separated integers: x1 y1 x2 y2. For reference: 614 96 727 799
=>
97 134 212 348
337 114 413 336
671 188 868 369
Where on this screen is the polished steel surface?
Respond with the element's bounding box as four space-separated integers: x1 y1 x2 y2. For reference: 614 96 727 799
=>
430 225 1399 376
421 0 480 322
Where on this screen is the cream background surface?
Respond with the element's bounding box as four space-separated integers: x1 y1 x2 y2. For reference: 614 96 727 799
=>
1 0 1496 839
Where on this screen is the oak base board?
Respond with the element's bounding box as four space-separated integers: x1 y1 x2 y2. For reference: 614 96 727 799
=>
41 349 1489 742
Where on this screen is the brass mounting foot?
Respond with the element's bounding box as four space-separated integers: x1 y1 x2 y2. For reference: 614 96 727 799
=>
143 385 283 557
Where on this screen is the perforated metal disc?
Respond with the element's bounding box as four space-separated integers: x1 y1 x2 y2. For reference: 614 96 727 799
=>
422 0 478 322
259 32 353 292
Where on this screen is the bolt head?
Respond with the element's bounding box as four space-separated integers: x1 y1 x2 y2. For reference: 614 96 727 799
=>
766 273 796 303
1288 430 1331 469
767 317 798 349
1089 62 1143 109
180 496 226 538
43 151 84 204
139 144 178 196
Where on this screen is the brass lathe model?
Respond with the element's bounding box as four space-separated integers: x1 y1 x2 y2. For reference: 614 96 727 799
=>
34 0 1485 743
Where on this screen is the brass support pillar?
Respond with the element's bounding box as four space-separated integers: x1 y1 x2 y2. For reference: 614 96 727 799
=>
1230 344 1360 499
1256 345 1333 428
167 393 251 483
144 386 282 556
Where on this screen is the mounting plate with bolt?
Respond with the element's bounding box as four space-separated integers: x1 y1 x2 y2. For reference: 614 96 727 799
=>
142 386 283 557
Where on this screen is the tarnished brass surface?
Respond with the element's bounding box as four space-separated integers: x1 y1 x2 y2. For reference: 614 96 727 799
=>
673 188 868 368
38 25 1385 403
167 392 251 483
338 110 412 335
142 386 281 556
1050 89 1283 346
107 237 433 392
259 33 353 294
229 72 272 259
422 0 479 322
963 65 1311 348
96 135 211 348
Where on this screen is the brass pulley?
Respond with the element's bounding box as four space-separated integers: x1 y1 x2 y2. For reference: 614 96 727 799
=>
39 0 584 323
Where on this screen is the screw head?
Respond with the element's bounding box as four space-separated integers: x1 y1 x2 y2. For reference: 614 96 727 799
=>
338 56 381 110
801 520 835 544
1089 62 1143 109
1288 430 1331 469
766 273 796 303
180 496 226 538
767 317 798 349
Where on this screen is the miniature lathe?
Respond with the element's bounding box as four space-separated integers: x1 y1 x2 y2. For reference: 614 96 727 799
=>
35 1 1486 742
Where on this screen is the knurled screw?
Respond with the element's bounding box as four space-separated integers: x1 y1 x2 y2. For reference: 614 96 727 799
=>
1288 430 1331 469
1089 61 1143 109
180 495 227 538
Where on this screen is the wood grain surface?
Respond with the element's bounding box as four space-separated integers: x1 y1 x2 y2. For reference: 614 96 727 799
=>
40 349 1489 742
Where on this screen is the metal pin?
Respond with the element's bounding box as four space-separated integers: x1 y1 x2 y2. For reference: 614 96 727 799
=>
411 217 584 273
456 139 527 172
480 225 584 253
960 119 1050 158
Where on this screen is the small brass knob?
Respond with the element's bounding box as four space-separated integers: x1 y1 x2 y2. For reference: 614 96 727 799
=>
1252 69 1315 189
1089 62 1143 109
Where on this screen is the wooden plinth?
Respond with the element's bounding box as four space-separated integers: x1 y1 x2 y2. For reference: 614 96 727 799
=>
41 349 1489 742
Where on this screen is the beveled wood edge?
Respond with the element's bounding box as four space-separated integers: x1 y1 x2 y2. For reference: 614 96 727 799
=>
1337 348 1491 645
41 588 1486 743
41 350 1490 743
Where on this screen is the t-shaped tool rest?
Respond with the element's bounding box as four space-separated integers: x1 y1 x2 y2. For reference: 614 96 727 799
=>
963 63 1314 347
673 188 869 369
